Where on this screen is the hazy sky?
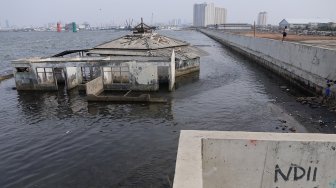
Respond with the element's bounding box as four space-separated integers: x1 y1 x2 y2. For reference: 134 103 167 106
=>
0 0 335 27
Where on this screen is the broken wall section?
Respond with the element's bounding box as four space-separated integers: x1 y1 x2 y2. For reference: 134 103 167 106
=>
14 66 39 90
14 66 58 90
103 61 162 91
176 58 200 77
86 76 103 96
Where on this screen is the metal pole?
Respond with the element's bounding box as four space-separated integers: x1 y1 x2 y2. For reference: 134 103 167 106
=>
254 21 256 38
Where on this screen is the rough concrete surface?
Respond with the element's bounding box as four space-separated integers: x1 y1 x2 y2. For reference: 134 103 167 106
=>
86 76 103 96
173 131 336 188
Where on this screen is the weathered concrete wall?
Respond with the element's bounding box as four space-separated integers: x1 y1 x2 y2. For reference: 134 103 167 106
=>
86 76 103 96
200 29 336 95
14 67 58 91
203 139 336 188
129 61 158 88
173 130 336 188
176 58 200 77
14 71 38 90
13 60 163 91
12 56 199 91
103 61 160 91
76 66 83 86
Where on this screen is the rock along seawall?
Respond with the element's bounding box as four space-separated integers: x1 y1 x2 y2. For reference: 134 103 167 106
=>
200 29 336 96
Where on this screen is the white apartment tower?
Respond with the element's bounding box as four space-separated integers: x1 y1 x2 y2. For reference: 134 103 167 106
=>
205 3 215 26
257 12 268 26
215 7 227 25
193 3 227 27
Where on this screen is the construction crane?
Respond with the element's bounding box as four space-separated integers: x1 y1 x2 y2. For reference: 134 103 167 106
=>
125 18 133 31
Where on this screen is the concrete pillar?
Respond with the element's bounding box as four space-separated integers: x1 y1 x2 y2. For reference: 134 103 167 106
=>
169 49 176 91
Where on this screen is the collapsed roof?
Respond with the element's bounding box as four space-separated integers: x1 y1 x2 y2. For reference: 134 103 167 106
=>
86 32 207 61
47 21 207 62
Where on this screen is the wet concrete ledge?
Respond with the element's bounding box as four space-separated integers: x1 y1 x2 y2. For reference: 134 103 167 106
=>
85 76 167 103
199 29 336 97
87 94 167 103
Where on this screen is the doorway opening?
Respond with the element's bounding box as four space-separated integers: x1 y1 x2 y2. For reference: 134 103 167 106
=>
54 68 67 90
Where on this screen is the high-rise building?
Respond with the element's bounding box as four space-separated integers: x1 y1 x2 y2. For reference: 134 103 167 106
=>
215 7 227 25
193 3 207 27
5 20 10 28
204 3 215 26
193 3 227 27
257 12 268 26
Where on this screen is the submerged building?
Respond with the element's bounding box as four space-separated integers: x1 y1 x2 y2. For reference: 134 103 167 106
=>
12 21 205 94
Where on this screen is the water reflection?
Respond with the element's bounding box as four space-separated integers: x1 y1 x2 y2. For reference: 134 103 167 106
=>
175 71 200 89
16 69 202 123
17 90 81 119
87 102 173 121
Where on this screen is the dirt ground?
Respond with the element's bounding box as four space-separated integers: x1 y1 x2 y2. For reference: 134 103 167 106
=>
237 32 336 42
235 31 336 50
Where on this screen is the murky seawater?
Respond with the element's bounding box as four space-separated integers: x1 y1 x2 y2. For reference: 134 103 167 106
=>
0 30 313 187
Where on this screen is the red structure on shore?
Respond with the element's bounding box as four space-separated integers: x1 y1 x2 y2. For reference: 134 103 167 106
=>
57 22 62 32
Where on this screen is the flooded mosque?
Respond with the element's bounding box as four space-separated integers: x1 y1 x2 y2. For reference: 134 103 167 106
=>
12 20 205 102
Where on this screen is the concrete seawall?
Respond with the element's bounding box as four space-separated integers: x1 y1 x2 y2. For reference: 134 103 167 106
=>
200 29 336 96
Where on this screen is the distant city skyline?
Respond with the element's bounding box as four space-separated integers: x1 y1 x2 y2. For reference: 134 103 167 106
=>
257 12 268 26
0 0 335 27
193 3 227 27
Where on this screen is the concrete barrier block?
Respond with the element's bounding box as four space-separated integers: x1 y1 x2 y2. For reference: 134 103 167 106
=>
86 76 103 96
173 131 336 188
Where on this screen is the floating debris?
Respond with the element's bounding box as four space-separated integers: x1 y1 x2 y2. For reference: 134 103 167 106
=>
296 97 323 108
289 127 297 132
278 119 287 124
